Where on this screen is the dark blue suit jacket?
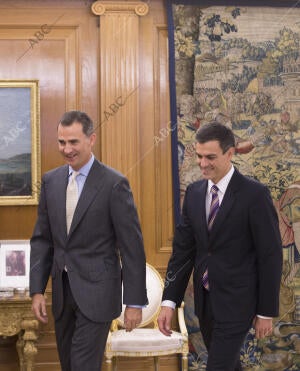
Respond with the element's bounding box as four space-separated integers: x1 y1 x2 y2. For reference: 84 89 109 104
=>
163 168 282 322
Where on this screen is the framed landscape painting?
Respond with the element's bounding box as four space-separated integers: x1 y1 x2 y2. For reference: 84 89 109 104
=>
0 80 40 205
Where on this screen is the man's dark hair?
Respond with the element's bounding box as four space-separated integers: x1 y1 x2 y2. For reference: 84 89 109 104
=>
58 111 94 136
195 121 235 153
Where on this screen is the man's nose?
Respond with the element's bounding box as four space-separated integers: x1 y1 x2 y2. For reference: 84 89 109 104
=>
64 144 73 154
198 157 208 167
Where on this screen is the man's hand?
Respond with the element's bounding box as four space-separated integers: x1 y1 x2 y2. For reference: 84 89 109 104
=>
253 316 273 339
124 307 142 332
157 306 174 336
31 293 48 324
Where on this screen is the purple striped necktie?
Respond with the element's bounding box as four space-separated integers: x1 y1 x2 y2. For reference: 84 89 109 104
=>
208 185 220 231
202 185 220 290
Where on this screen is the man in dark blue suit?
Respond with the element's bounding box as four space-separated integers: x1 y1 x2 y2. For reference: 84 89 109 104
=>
158 122 282 371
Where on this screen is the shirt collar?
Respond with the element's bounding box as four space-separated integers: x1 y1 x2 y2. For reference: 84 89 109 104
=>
208 165 235 195
68 154 95 177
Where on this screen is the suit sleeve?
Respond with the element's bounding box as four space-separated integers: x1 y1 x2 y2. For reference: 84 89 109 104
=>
162 185 196 307
110 178 148 306
30 176 54 296
249 185 282 317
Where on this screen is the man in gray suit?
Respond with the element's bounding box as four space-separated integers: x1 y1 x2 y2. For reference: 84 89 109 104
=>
30 111 148 371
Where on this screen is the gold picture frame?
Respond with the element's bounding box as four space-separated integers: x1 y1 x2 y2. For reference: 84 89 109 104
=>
0 80 40 205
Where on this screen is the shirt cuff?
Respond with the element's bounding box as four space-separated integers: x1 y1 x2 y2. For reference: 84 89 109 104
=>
257 314 272 319
161 300 176 309
126 305 146 308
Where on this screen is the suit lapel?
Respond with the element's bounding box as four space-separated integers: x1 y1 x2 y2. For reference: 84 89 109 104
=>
196 180 209 245
208 169 241 245
67 160 105 238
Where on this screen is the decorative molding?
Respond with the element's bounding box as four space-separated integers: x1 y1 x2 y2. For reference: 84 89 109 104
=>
90 0 151 208
154 25 173 254
92 1 149 16
0 298 39 370
0 312 22 336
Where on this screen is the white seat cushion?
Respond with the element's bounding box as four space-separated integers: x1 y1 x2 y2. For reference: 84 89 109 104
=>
111 328 184 352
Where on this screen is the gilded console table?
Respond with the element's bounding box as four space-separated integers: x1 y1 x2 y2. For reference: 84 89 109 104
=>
0 295 39 370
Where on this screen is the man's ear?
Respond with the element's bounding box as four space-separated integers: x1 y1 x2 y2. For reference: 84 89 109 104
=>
90 132 97 146
228 146 235 160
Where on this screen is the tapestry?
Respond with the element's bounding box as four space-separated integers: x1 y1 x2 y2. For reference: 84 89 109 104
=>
167 1 300 370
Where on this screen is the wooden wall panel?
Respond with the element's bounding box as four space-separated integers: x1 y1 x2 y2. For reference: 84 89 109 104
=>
0 2 99 370
92 1 149 210
154 25 174 256
0 3 99 240
0 0 177 370
138 1 173 271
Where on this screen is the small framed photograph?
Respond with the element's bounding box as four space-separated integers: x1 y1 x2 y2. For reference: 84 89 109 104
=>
0 240 30 288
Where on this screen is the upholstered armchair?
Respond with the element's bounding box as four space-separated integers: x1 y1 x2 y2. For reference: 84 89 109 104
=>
105 263 189 371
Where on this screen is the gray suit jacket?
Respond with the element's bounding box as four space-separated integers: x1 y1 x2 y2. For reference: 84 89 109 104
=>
30 159 148 322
